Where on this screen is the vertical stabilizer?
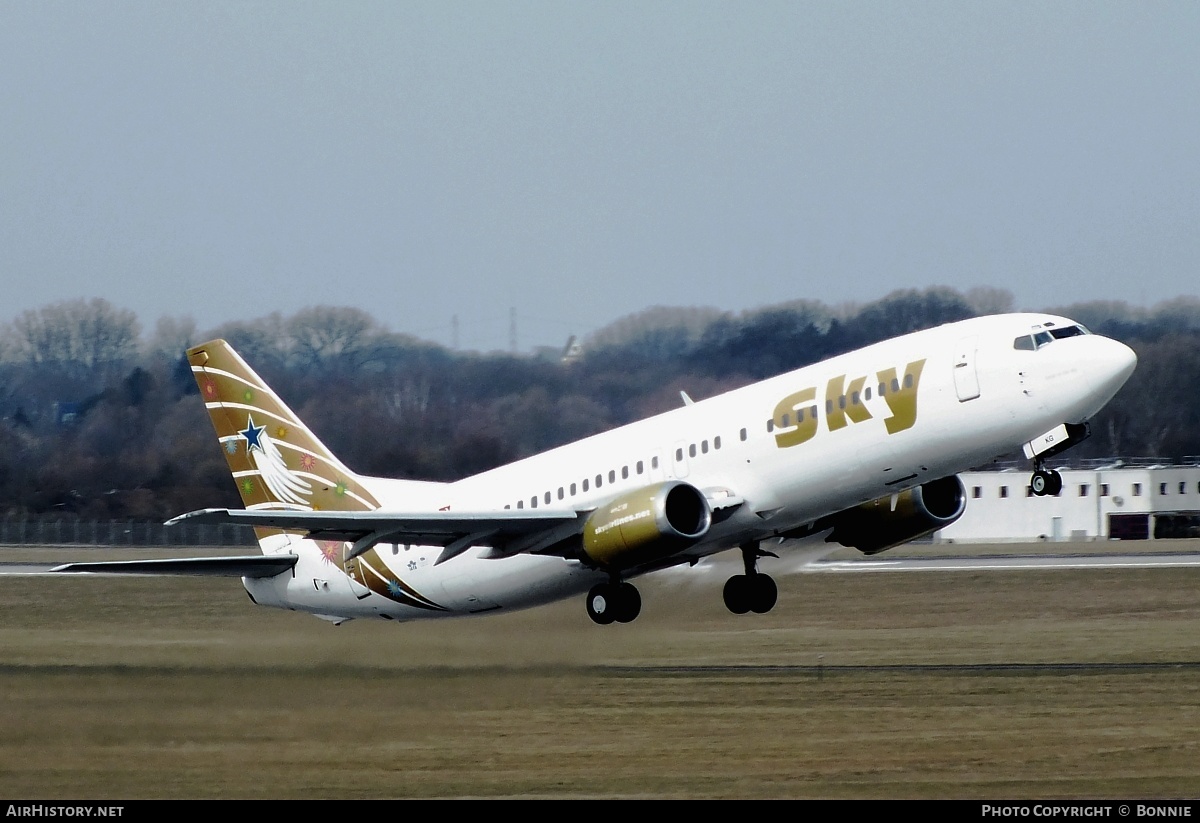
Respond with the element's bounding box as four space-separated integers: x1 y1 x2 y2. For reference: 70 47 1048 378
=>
187 340 380 517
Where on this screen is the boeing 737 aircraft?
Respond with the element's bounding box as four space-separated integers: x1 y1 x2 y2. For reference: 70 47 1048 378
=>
55 313 1137 626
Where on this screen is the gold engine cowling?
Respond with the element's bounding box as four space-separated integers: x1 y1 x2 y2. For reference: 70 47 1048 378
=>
827 475 966 555
582 481 712 570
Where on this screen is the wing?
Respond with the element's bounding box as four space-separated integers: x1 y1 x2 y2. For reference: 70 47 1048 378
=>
50 555 299 577
167 506 586 565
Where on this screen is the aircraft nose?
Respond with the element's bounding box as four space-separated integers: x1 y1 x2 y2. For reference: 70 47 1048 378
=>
1091 336 1138 397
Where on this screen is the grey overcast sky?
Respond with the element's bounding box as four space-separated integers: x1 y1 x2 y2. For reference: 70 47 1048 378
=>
2 2 1198 351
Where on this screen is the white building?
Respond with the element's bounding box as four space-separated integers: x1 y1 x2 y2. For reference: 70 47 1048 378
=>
936 461 1200 542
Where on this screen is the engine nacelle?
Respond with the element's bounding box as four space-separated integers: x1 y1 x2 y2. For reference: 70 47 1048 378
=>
582 481 711 569
827 475 966 555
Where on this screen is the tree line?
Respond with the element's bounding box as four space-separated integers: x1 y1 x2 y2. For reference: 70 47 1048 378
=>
2 290 1199 521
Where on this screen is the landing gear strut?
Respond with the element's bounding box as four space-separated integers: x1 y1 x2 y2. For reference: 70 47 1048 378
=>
586 580 641 625
722 541 778 615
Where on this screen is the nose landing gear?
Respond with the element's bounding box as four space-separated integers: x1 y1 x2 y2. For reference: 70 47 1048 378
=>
1030 466 1063 497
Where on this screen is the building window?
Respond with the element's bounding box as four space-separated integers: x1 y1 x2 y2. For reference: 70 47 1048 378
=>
1180 482 1188 495
972 486 982 499
1160 483 1169 495
1132 484 1142 496
1100 484 1109 496
1079 484 1089 497
999 486 1008 498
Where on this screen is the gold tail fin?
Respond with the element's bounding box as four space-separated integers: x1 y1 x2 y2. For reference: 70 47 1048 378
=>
187 340 379 513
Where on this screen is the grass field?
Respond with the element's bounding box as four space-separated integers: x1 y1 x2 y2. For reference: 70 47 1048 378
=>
1 542 1199 798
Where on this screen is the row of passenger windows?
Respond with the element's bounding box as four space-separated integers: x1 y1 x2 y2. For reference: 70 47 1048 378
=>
507 456 661 509
972 481 1200 500
506 427 742 510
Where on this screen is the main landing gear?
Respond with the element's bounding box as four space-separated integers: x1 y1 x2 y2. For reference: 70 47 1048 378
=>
722 541 779 615
586 580 642 625
1030 466 1063 497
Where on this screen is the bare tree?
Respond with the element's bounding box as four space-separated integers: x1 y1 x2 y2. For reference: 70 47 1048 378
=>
8 298 140 386
285 306 383 372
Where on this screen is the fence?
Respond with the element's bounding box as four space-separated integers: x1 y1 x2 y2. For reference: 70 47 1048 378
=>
0 516 257 548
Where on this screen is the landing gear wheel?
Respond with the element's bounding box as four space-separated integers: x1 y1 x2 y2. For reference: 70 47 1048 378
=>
586 582 641 625
723 575 751 614
586 583 615 625
613 582 641 623
749 574 778 614
1031 469 1063 497
1045 470 1063 496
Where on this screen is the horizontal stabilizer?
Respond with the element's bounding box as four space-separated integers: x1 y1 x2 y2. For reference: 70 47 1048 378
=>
51 555 298 578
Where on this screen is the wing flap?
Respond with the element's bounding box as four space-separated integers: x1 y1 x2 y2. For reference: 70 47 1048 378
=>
167 507 585 554
51 555 298 578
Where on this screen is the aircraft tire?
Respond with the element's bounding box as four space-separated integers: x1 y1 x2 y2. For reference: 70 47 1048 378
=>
723 575 751 614
586 583 616 625
1030 470 1048 496
613 582 641 623
1046 470 1063 496
749 574 778 614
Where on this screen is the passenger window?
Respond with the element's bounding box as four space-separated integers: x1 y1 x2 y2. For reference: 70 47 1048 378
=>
636 461 644 474
517 500 524 509
608 470 615 483
545 491 551 504
652 456 659 469
676 448 683 461
766 419 774 433
557 488 564 500
570 483 577 495
689 444 696 458
531 496 538 508
701 440 708 454
596 474 603 488
621 466 629 479
583 479 589 492
714 436 721 449
740 428 747 441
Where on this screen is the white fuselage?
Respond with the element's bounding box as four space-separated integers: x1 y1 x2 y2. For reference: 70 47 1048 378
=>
243 313 1137 622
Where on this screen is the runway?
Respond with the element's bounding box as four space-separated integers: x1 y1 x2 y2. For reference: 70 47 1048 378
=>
805 551 1200 573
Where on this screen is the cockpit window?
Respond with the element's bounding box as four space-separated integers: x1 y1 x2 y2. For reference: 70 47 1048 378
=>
1015 324 1089 351
1049 324 1087 340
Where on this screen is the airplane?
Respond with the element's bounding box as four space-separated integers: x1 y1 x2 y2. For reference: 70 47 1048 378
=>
53 313 1137 626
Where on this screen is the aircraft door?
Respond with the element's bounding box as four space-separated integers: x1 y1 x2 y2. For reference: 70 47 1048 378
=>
953 336 981 402
671 441 690 478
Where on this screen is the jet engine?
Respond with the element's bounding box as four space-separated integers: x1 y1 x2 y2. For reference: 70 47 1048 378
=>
826 475 966 555
582 481 711 569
